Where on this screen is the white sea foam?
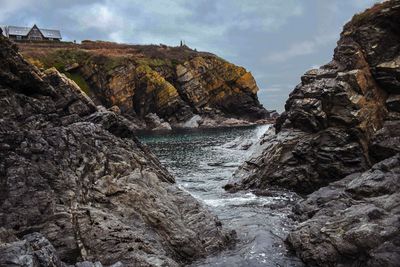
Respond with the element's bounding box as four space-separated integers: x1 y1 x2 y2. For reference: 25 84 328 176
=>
141 125 303 266
254 124 271 140
202 192 282 207
221 124 271 152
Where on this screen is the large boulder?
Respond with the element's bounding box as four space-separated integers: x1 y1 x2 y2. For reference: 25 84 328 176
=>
0 231 62 267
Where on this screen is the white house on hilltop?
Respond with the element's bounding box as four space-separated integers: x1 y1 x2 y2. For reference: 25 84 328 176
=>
0 24 62 41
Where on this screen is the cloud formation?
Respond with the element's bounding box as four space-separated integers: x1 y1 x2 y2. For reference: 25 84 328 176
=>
266 33 338 63
0 0 378 111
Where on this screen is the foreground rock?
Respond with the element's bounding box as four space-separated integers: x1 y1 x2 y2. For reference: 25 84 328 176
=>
18 41 272 130
288 154 400 266
227 1 400 266
0 35 234 266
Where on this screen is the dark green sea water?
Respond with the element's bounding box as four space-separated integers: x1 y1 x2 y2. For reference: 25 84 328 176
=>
139 126 304 267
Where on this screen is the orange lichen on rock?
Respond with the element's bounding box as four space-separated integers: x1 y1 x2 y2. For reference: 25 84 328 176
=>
18 40 268 122
236 72 259 94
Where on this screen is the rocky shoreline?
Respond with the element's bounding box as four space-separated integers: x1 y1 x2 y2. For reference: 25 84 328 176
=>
18 41 276 132
142 111 275 132
0 35 235 266
227 1 400 266
96 106 275 133
1 1 399 266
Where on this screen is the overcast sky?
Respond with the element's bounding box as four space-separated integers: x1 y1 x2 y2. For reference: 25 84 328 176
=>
0 0 378 112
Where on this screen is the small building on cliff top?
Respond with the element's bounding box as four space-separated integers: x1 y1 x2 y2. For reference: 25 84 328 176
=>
0 24 62 41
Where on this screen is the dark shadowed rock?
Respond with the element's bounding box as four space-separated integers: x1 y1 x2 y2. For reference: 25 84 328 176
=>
144 113 172 131
226 126 368 194
287 154 400 267
386 94 400 112
369 120 400 162
0 232 62 267
0 34 234 266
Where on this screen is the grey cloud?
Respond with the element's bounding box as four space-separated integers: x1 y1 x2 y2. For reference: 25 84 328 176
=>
265 33 338 63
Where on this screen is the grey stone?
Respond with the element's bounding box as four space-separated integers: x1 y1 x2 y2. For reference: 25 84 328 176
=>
227 0 400 195
0 34 234 266
287 155 400 267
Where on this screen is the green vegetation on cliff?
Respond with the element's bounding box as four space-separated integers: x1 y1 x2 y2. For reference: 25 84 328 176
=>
18 41 268 123
64 72 91 95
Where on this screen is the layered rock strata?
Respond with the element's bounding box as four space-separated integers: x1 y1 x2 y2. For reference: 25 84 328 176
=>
228 0 400 195
227 1 400 266
19 42 271 130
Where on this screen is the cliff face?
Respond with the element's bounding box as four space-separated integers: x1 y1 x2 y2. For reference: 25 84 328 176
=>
19 42 269 130
227 1 400 266
228 0 400 194
0 35 234 266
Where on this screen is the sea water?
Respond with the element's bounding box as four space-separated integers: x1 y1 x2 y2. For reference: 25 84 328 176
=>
139 125 304 267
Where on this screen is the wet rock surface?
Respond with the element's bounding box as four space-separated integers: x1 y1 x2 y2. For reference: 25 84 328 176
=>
0 35 234 266
227 1 400 266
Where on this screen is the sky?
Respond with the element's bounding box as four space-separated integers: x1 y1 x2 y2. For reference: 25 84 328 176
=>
0 0 379 112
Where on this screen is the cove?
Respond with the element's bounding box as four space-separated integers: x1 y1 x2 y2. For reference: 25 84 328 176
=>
139 125 305 266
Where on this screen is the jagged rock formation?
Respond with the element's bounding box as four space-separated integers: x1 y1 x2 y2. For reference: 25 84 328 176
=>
0 231 64 267
227 0 400 194
227 1 400 266
0 35 234 266
287 154 400 266
18 41 270 130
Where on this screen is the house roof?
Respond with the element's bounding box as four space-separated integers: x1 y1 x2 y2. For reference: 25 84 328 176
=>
6 25 62 39
8 26 31 36
40 28 62 39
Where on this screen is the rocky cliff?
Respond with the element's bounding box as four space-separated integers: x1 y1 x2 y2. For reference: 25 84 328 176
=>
227 1 400 266
18 41 270 130
0 34 235 266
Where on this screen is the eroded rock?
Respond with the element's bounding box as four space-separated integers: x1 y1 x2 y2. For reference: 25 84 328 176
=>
0 34 234 266
19 41 270 129
0 232 62 267
228 0 399 194
228 1 400 266
287 154 400 267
